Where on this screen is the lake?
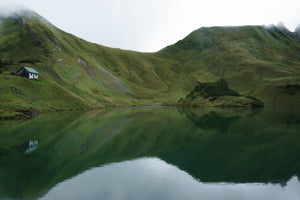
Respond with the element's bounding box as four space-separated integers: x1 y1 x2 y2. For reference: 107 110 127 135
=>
0 106 300 200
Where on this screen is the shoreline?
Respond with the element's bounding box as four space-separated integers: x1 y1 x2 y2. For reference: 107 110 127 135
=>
2 104 300 121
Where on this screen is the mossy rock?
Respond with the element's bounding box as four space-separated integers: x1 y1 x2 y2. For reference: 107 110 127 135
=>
178 79 264 107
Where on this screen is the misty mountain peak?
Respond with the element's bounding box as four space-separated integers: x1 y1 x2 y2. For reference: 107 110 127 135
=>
0 7 48 25
276 22 291 34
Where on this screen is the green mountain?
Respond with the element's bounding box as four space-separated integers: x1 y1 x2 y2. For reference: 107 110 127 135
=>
1 9 300 118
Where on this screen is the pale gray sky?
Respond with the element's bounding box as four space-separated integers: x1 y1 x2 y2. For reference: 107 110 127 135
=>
41 158 300 200
0 0 300 52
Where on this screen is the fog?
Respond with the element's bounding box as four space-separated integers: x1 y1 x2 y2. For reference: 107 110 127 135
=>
0 0 299 52
0 4 26 17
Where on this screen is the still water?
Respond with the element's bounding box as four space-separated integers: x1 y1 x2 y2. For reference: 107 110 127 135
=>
0 107 300 200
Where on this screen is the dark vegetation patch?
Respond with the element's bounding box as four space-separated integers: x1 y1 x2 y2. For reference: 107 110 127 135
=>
178 79 264 107
285 85 299 95
18 59 40 64
0 107 40 120
189 78 240 98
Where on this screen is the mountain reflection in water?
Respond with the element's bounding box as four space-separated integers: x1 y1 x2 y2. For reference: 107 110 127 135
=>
0 107 300 199
41 158 300 200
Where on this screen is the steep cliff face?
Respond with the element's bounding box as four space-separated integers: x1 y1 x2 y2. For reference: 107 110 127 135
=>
295 24 300 40
0 10 300 118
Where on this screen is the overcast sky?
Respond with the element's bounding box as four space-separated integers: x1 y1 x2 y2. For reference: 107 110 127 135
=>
0 0 300 52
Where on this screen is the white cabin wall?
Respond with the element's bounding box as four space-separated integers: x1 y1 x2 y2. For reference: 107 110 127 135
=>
29 73 33 79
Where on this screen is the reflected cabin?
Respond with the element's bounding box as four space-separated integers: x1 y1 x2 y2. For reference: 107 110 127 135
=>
17 66 39 80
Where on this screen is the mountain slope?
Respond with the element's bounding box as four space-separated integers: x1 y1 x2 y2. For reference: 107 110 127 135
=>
159 25 300 103
0 10 300 118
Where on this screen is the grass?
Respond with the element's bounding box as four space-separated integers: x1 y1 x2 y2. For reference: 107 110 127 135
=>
0 10 300 118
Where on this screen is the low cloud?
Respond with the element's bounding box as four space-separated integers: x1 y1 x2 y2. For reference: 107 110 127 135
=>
0 0 299 52
0 3 28 17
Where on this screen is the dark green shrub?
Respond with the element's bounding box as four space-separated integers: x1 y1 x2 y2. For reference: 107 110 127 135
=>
18 59 40 64
192 79 239 97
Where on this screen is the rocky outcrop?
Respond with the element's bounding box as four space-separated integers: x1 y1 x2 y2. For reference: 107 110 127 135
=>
177 79 264 107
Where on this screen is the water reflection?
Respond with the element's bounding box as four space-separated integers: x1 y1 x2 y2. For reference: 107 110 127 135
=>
0 107 300 199
17 140 39 154
178 107 260 133
41 158 300 200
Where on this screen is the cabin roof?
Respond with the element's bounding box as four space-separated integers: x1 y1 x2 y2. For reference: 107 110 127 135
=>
23 66 39 74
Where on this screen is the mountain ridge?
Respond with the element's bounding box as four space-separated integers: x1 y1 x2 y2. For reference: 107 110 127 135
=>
0 10 300 118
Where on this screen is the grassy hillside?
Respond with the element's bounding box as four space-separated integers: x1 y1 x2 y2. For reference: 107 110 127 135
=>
0 10 300 118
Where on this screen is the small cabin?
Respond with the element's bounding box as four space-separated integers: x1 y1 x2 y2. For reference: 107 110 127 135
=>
17 140 39 154
17 66 39 80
